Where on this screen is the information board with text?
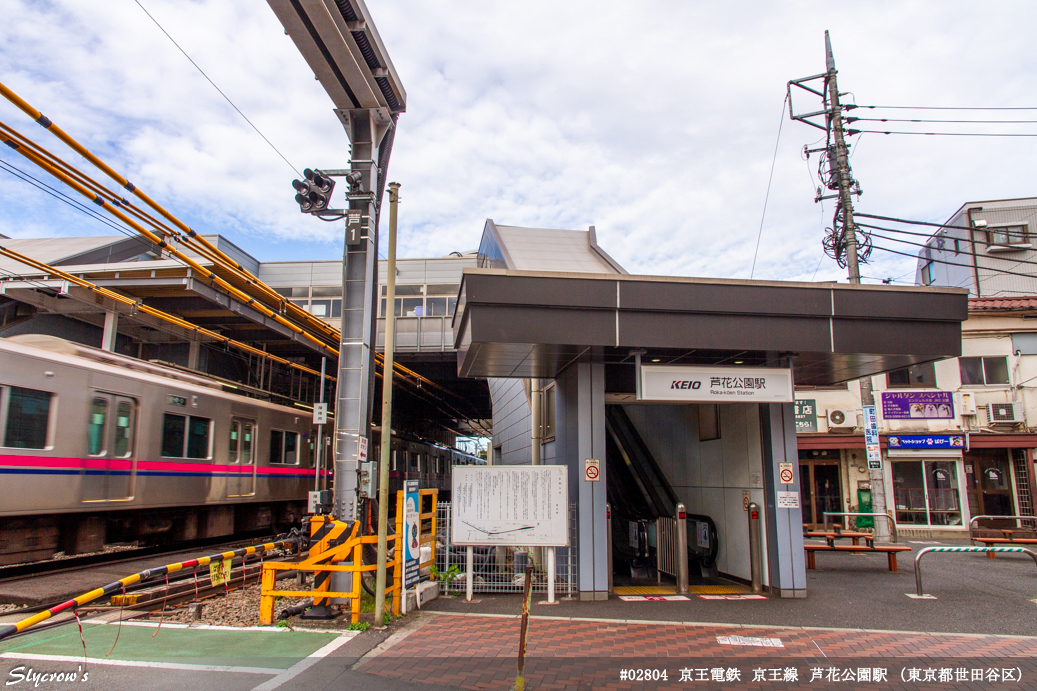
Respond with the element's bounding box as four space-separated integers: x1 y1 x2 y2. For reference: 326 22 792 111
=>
451 465 569 546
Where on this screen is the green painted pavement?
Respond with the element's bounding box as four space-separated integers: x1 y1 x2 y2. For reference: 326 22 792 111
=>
1 624 339 669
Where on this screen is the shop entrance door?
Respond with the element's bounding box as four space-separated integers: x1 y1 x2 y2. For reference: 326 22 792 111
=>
799 460 842 528
965 450 1015 523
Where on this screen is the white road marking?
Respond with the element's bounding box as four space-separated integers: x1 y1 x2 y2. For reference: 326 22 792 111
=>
250 634 353 690
0 652 279 675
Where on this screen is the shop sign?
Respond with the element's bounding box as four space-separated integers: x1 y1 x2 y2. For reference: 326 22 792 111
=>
863 405 882 469
880 391 955 420
794 399 818 433
886 434 965 450
639 365 793 402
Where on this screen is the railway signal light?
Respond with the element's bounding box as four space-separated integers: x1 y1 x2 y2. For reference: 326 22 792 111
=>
292 168 335 214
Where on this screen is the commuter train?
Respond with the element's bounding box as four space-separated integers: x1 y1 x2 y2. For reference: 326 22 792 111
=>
0 335 481 565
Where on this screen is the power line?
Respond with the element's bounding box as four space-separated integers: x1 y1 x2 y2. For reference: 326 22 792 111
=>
856 105 1037 111
850 117 1037 125
750 94 787 280
133 0 299 175
853 130 1037 137
0 156 153 252
869 235 1037 281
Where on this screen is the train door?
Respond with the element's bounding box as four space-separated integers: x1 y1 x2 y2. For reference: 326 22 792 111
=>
83 393 136 502
227 418 256 498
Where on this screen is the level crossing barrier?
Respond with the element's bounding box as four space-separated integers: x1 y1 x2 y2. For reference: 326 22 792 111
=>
913 546 1037 597
823 512 898 543
259 488 437 625
0 539 291 643
968 514 1037 544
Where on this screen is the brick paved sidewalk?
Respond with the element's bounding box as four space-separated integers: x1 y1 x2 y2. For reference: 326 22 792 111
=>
357 612 1037 690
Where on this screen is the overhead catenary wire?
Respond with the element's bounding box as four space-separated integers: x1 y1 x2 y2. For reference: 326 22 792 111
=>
849 117 1037 124
132 0 299 176
0 82 339 345
0 125 337 357
852 130 1037 138
0 244 331 380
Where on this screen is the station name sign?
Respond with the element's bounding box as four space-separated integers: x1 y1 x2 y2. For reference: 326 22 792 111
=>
639 365 794 403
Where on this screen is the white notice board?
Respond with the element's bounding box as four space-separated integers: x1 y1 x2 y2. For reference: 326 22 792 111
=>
451 465 569 547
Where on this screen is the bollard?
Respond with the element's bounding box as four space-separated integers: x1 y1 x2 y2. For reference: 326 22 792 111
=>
676 503 689 595
748 502 763 594
606 502 613 595
515 563 534 691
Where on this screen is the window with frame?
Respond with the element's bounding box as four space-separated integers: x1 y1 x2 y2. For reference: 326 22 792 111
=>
886 362 937 388
2 386 52 449
921 261 935 286
987 225 1029 246
959 356 1010 386
161 413 211 459
269 429 300 465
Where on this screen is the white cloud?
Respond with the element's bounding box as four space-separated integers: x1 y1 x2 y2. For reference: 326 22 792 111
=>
1 0 1036 284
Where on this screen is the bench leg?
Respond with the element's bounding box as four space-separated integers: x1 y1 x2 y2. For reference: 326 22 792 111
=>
988 551 996 559
805 550 816 570
888 552 897 572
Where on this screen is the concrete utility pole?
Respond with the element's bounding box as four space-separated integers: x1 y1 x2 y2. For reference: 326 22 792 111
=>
374 182 400 627
824 31 861 285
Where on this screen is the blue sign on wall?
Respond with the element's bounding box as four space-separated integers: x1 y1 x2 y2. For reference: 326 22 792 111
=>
886 434 965 450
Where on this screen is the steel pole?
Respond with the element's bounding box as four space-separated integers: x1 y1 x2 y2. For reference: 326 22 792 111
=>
315 356 325 492
373 182 400 628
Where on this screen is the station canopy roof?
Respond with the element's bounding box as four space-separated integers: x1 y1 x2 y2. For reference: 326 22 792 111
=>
453 222 969 388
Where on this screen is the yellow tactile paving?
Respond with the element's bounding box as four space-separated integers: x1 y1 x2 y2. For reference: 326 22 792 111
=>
613 584 750 595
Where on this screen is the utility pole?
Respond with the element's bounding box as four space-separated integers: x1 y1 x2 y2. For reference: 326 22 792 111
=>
788 31 868 283
374 182 400 628
824 31 860 285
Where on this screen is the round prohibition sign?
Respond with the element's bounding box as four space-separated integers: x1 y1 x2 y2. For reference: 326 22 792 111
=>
586 465 599 480
779 467 794 483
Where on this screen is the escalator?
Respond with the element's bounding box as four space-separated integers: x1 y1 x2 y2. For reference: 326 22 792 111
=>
606 405 718 580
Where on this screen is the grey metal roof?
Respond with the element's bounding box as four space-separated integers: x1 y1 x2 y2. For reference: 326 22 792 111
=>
480 220 627 274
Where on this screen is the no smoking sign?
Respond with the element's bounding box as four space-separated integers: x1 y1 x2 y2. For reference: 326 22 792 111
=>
778 462 794 485
584 458 600 482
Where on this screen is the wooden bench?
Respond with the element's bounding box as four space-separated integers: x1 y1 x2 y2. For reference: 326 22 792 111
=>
804 544 912 572
973 536 1037 558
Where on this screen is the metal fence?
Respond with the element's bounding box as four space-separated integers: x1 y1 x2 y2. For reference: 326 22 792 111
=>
435 502 578 595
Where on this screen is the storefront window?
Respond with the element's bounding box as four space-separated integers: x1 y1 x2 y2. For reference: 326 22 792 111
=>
892 459 962 526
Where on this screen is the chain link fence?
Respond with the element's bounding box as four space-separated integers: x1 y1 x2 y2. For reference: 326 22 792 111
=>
434 501 578 595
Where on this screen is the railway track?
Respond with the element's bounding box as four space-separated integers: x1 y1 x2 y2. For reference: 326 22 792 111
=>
0 536 302 642
0 531 286 584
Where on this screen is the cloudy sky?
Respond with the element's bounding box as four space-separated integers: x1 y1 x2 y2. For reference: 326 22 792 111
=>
1 1 1035 285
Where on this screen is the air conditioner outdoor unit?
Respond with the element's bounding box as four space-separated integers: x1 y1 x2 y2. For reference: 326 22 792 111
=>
827 408 856 429
986 402 1023 424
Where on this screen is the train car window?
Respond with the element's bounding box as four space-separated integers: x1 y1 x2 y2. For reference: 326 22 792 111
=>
161 414 186 457
186 417 211 459
113 400 134 458
88 398 108 456
229 420 240 463
270 430 284 463
284 432 298 464
242 422 254 464
269 429 299 465
4 386 52 449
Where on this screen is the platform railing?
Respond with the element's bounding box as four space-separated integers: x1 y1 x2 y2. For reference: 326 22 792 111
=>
823 511 898 543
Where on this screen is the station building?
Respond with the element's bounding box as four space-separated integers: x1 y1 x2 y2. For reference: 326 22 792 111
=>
1 223 968 598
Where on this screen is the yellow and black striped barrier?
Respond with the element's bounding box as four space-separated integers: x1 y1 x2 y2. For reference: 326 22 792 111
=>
0 539 290 643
